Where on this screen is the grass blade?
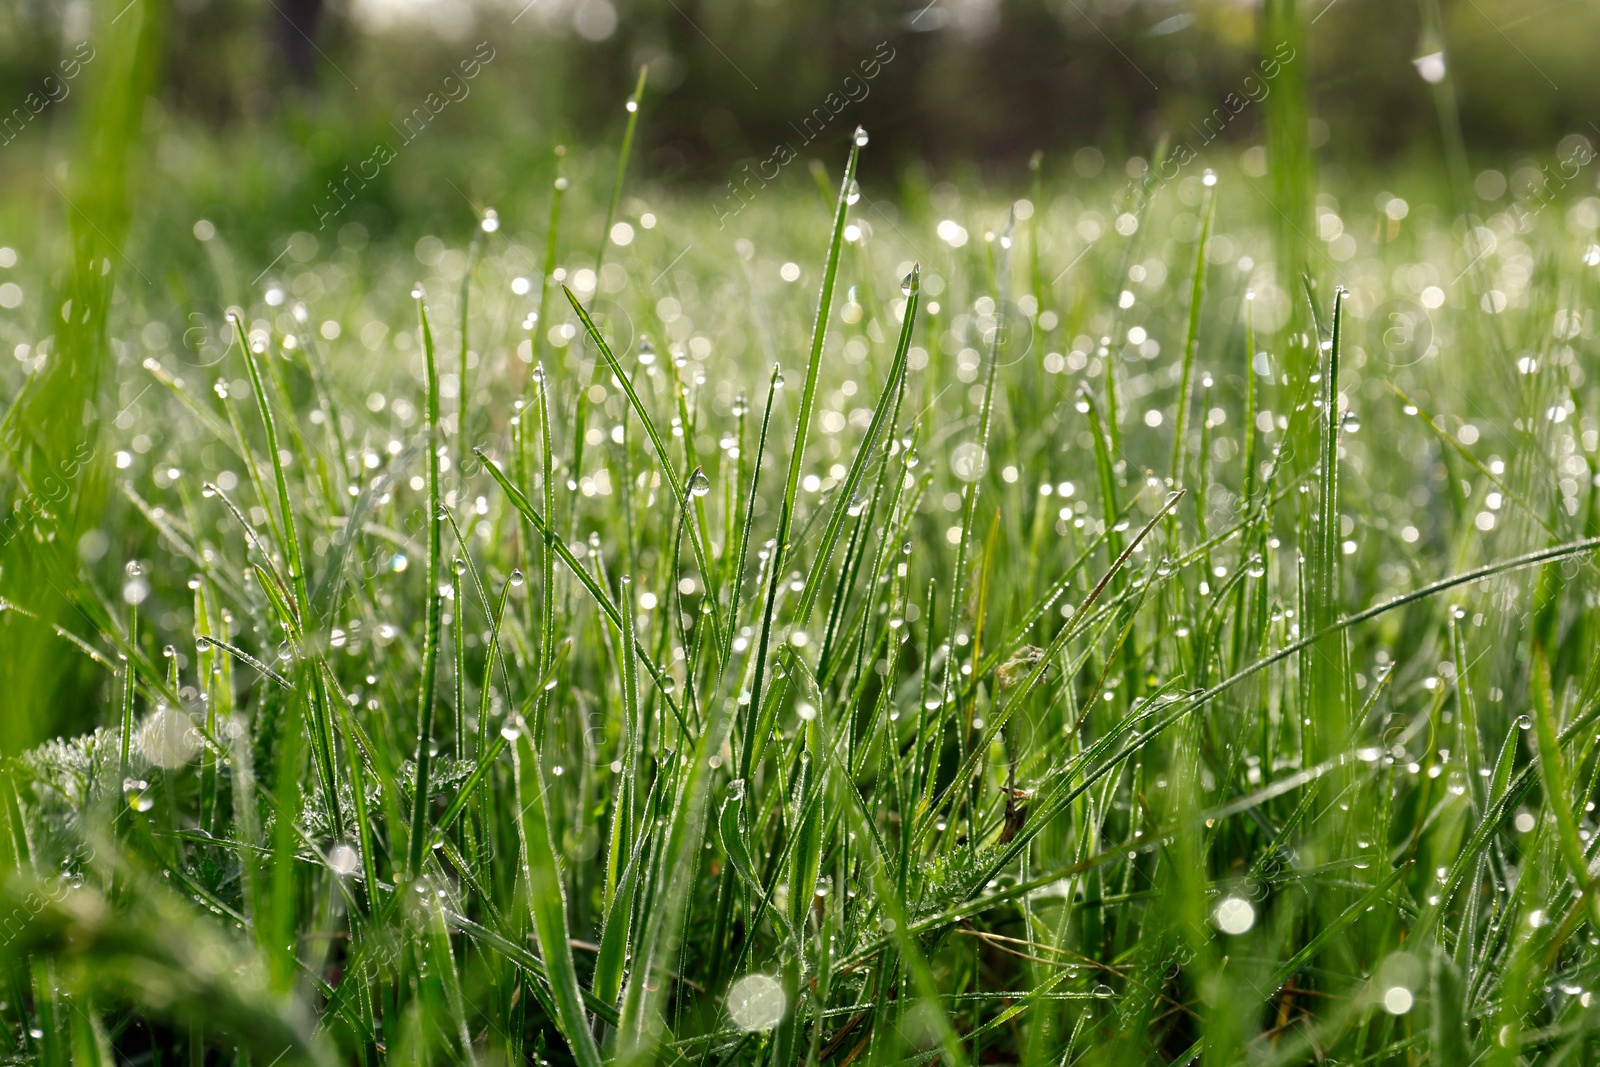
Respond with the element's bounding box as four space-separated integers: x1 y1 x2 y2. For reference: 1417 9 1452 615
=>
406 291 444 877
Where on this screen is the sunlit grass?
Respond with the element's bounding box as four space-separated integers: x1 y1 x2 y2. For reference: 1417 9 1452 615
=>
4 41 1600 1066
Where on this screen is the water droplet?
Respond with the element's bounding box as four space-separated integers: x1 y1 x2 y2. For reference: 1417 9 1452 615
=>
845 180 861 206
727 973 786 1031
509 569 525 586
689 470 712 498
1382 985 1414 1014
1213 896 1255 934
900 270 917 296
327 843 361 876
853 127 869 147
1413 51 1446 84
124 777 154 812
950 442 988 483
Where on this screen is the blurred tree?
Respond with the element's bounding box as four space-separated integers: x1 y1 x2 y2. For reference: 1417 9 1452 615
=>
3 0 1599 207
273 0 328 83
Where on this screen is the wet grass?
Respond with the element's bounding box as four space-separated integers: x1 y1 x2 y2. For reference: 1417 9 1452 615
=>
5 25 1600 1066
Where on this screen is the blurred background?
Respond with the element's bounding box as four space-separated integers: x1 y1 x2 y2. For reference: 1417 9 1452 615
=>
0 0 1594 744
1 0 1596 258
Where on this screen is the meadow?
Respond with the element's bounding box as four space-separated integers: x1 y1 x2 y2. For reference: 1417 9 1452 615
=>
3 31 1600 1064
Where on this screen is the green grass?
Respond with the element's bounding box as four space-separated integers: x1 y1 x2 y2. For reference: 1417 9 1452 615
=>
6 33 1600 1067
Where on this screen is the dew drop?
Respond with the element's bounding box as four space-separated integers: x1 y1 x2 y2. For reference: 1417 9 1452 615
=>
1413 51 1446 84
950 442 988 483
327 843 361 876
124 778 155 812
727 973 786 1031
1213 896 1255 934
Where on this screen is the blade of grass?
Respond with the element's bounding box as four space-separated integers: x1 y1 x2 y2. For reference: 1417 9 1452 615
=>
406 291 444 878
739 128 866 783
510 726 603 1067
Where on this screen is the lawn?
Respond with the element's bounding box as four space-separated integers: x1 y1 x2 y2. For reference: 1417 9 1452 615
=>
3 8 1600 1065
